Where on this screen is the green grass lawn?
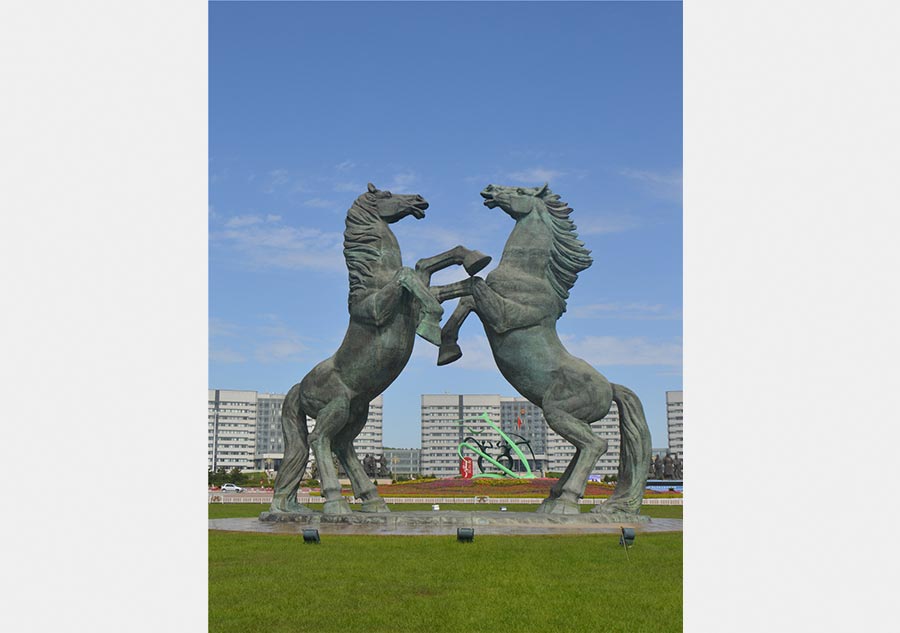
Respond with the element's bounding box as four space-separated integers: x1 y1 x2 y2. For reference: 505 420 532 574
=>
210 530 681 633
209 502 683 520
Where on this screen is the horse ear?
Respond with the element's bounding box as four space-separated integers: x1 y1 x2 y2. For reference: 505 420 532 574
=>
536 182 549 197
367 182 377 193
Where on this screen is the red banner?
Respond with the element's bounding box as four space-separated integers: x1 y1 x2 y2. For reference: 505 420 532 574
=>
460 456 474 479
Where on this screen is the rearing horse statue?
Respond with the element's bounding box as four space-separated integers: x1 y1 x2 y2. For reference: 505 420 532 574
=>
438 183 651 515
271 183 489 515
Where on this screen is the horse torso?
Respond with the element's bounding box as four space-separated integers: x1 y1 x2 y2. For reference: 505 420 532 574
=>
304 220 419 407
478 211 610 416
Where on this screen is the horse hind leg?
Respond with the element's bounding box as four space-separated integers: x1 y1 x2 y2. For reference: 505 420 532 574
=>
592 383 652 516
270 384 313 514
333 404 389 513
307 394 353 515
537 407 607 515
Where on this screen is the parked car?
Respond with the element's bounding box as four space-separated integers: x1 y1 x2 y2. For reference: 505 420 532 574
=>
221 483 244 493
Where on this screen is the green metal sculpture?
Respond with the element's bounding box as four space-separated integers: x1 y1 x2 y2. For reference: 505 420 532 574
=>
438 184 652 515
270 183 490 514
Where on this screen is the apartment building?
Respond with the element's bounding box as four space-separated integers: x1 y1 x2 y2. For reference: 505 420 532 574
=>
208 389 257 471
666 390 684 459
422 394 623 479
208 389 383 472
420 394 503 478
383 448 421 477
544 400 621 477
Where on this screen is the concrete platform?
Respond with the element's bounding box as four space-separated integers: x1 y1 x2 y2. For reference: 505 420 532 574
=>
209 511 682 536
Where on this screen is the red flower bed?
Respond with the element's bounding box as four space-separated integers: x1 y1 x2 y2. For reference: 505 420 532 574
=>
367 478 682 498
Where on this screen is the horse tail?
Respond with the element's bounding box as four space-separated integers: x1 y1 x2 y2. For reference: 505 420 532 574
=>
604 383 652 514
270 382 310 512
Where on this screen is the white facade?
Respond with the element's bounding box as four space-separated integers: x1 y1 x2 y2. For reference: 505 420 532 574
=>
208 389 257 471
666 390 683 459
307 394 383 461
421 394 623 479
420 394 503 478
209 389 383 473
545 401 621 477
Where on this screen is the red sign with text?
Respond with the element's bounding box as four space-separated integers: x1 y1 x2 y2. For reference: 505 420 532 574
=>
460 457 474 479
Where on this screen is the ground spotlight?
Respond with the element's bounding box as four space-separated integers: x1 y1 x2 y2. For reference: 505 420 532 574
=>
457 527 475 543
302 528 320 544
499 506 508 512
432 504 440 511
619 527 635 548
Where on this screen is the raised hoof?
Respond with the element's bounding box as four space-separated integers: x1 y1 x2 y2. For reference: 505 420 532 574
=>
536 498 580 515
437 342 462 366
359 498 390 513
463 251 492 276
322 498 353 515
416 318 443 346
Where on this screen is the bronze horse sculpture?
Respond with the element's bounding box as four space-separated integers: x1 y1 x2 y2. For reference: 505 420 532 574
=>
438 184 651 515
271 183 489 514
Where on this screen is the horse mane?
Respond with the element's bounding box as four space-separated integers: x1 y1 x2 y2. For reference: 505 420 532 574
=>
344 193 384 300
539 189 593 309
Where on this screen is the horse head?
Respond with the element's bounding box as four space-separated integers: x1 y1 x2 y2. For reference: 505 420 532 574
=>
480 183 550 220
360 182 429 223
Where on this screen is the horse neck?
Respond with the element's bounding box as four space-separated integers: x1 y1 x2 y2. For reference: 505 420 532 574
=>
496 211 553 273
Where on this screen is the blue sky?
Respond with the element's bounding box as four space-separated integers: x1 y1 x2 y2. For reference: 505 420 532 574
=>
209 1 682 449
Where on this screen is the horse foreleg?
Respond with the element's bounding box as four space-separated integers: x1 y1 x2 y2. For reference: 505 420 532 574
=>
438 296 475 365
397 268 444 345
334 403 389 513
415 245 491 284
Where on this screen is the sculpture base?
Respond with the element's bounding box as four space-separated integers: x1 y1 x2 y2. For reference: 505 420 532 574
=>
259 509 651 526
209 511 679 536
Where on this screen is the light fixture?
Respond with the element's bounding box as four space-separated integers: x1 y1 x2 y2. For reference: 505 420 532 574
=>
302 528 320 544
619 527 635 548
499 506 507 512
457 527 475 543
432 504 440 511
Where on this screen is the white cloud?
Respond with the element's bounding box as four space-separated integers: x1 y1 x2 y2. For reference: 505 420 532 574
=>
209 348 245 363
254 338 306 363
569 302 681 321
619 168 682 201
303 198 337 209
225 215 263 228
210 219 345 272
209 318 240 338
333 181 362 193
411 334 498 372
386 171 417 193
574 214 642 235
335 160 356 171
558 334 682 366
263 168 307 194
506 167 566 184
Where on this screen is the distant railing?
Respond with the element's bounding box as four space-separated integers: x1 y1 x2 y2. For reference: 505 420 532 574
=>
208 493 682 506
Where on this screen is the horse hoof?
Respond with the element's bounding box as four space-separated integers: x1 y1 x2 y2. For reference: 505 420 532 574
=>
359 499 390 513
416 320 443 346
536 498 580 515
322 498 353 515
437 343 462 365
463 251 492 276
270 498 314 514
